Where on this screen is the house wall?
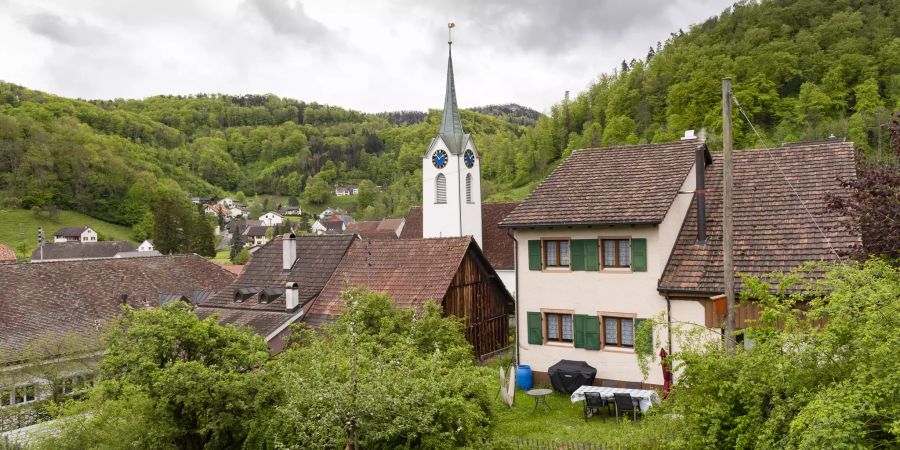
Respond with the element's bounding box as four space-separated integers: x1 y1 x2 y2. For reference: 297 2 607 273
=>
81 229 97 242
513 164 707 386
496 269 516 298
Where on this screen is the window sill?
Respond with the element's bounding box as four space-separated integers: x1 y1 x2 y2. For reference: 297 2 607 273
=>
542 267 571 273
601 346 635 354
544 341 574 348
599 268 633 274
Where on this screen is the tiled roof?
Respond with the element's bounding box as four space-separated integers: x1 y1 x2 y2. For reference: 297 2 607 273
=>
0 255 235 363
243 226 272 237
196 234 356 336
480 202 519 270
500 139 705 227
345 218 406 239
399 207 423 239
0 244 15 263
30 241 136 261
659 141 860 295
53 226 89 237
400 203 518 270
307 237 472 322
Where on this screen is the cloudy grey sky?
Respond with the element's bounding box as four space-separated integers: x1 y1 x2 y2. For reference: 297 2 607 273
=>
0 0 733 113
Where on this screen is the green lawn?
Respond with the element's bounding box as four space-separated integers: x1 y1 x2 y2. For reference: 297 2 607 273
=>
0 209 136 258
210 249 231 263
492 385 636 445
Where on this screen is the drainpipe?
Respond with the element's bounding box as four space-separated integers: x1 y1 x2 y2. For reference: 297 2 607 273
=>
665 293 673 353
507 228 520 366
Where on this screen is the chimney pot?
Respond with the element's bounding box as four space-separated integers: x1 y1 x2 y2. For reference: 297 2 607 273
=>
282 233 297 271
285 282 299 310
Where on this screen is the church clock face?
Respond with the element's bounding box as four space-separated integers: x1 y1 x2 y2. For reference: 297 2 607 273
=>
432 149 448 169
463 149 475 168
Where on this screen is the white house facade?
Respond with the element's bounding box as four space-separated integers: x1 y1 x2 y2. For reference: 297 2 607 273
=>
259 212 284 227
137 240 154 252
501 139 710 388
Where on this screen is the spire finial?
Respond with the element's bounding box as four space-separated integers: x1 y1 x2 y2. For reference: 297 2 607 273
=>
448 22 455 46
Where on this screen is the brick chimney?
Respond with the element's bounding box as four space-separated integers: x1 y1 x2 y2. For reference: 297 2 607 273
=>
285 282 299 310
282 233 296 271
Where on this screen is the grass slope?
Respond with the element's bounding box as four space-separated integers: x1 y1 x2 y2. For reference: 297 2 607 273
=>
0 209 136 258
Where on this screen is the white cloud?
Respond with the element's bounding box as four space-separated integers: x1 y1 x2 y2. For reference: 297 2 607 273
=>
0 0 733 113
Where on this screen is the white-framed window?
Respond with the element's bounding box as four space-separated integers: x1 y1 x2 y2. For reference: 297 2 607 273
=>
465 174 473 204
2 383 39 408
435 173 447 204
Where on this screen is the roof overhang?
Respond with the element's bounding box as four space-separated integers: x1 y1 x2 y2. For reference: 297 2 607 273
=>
500 219 662 229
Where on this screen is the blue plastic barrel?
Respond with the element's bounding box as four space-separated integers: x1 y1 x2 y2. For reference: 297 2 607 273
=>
516 365 533 391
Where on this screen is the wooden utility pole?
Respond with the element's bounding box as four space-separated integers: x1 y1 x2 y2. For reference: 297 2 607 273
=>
722 78 736 353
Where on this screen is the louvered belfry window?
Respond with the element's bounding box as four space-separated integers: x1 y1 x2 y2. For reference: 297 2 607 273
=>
465 173 472 203
435 173 447 204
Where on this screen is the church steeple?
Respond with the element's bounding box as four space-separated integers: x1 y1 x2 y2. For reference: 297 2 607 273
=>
439 23 466 154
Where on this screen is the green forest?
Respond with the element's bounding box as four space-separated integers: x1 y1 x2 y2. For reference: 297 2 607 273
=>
1 0 897 238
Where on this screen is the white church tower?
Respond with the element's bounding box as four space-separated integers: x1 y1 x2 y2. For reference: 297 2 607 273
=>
422 26 483 247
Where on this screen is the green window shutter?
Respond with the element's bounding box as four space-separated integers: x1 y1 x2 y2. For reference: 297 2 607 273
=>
527 312 543 345
573 314 586 348
635 318 653 353
583 239 599 271
583 315 601 350
528 240 542 271
571 240 585 271
631 238 647 272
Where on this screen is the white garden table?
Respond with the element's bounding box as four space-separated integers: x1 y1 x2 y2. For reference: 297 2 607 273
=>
570 385 660 412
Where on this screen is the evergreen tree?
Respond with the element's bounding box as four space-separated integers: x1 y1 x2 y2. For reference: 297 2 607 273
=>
230 229 244 262
189 206 216 257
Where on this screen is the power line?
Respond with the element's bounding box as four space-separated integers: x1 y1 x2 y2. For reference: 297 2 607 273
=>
731 95 843 261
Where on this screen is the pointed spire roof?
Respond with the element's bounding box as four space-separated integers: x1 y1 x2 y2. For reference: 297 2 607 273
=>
437 44 469 154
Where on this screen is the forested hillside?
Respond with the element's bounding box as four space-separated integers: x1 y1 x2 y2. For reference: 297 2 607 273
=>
1 0 897 238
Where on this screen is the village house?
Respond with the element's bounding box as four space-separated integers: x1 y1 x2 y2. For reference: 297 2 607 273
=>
52 227 97 243
217 197 236 208
204 203 231 218
311 214 352 235
345 217 406 239
500 138 859 388
277 205 302 216
30 241 136 262
196 234 512 358
0 255 235 432
259 211 284 227
243 225 274 247
137 240 154 252
334 185 359 196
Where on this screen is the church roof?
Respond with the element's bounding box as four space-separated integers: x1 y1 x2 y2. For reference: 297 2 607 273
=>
438 46 469 155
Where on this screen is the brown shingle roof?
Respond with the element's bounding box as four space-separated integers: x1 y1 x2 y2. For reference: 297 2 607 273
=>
0 255 235 363
307 237 472 322
400 203 518 270
197 234 356 335
501 140 705 227
30 241 136 261
53 226 90 237
345 218 406 239
399 207 423 239
659 141 860 295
